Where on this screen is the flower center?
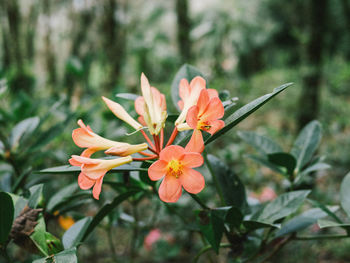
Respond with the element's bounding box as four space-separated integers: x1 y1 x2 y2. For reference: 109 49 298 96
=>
197 120 211 131
167 159 183 178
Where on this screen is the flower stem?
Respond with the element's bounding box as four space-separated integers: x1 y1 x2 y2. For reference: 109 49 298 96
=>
189 193 210 209
160 128 164 151
203 151 225 206
140 130 157 152
153 135 160 153
294 234 350 240
139 151 155 157
165 127 178 147
192 243 231 263
133 156 157 161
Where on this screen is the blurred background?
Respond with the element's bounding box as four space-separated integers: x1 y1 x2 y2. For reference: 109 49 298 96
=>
1 0 350 262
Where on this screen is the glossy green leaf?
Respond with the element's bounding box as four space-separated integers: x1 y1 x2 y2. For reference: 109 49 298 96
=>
340 172 350 218
0 192 14 244
47 183 78 212
252 190 311 224
275 206 338 237
82 190 140 242
318 219 350 229
197 210 224 254
63 217 92 249
237 131 283 155
10 116 40 149
245 154 284 174
40 164 146 174
207 155 247 210
171 64 206 111
291 120 322 171
299 162 330 178
206 83 292 144
115 93 139 101
267 152 297 176
33 247 78 263
242 220 280 231
28 184 44 208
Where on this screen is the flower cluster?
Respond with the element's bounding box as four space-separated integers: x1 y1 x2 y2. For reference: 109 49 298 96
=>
69 73 225 202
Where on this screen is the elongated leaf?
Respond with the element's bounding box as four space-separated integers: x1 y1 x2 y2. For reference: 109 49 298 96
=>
275 206 338 237
267 153 297 176
243 220 280 231
47 183 78 212
33 247 78 263
318 219 350 229
115 93 139 101
299 162 330 177
0 192 14 244
237 131 283 155
207 155 247 210
245 154 284 174
171 64 206 111
28 184 44 209
82 191 140 242
10 116 40 149
291 120 322 171
63 217 92 249
340 172 350 218
40 164 146 173
206 83 292 144
252 190 311 224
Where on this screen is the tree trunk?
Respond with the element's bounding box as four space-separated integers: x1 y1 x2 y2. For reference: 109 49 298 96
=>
175 0 191 63
297 0 328 130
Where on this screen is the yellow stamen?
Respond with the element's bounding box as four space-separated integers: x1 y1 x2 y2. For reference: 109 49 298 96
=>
167 159 183 178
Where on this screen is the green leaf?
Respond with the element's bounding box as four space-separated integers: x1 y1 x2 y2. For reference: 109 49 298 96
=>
0 192 14 244
242 220 280 231
245 154 284 174
237 131 283 155
252 190 311 224
82 190 140 242
47 183 78 212
30 216 55 256
299 162 330 178
62 217 92 249
40 164 146 173
28 184 44 209
171 64 206 111
318 219 350 229
33 247 78 263
267 153 297 176
196 210 224 254
207 155 247 210
291 120 322 171
340 172 350 218
275 206 338 237
206 83 292 144
10 116 40 149
115 93 139 101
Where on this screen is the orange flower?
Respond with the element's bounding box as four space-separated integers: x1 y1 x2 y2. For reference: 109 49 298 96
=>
175 77 219 126
185 89 225 153
148 145 204 203
69 155 132 199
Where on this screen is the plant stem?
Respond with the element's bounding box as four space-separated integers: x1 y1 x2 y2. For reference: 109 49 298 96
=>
189 193 209 209
140 130 157 152
258 235 293 263
165 128 178 147
203 151 225 206
160 128 164 151
294 234 350 240
106 225 119 262
130 202 139 262
192 243 231 263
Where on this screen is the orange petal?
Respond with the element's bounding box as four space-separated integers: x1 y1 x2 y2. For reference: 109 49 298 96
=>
177 100 184 110
185 129 204 153
207 120 225 135
158 175 182 203
186 105 199 129
81 163 106 179
189 76 206 94
179 78 190 101
72 127 93 148
180 152 204 168
201 97 224 121
71 155 100 164
135 96 145 116
159 145 185 162
207 89 219 99
69 157 81 166
81 148 96 158
137 116 147 126
78 173 95 190
92 176 104 200
180 167 205 194
148 160 167 181
197 89 210 116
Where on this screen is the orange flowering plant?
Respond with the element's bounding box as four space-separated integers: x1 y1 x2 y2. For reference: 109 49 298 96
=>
26 64 350 262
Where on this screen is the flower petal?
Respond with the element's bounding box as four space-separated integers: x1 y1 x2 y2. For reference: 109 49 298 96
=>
186 106 199 129
180 167 205 194
207 89 219 99
180 152 204 168
92 176 104 200
185 129 204 153
158 175 182 203
179 78 190 102
197 89 210 116
177 100 184 110
81 163 106 179
81 148 96 158
148 160 167 181
159 145 185 162
78 172 95 190
206 120 225 135
135 96 145 116
201 97 224 121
